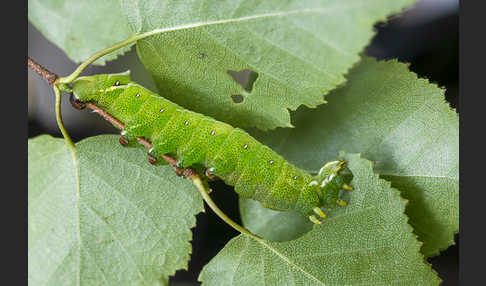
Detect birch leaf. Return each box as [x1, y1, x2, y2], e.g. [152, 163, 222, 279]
[28, 135, 203, 285]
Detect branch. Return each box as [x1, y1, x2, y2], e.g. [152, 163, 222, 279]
[28, 57, 58, 86]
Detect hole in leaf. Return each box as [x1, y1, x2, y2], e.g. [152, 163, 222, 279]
[231, 94, 244, 104]
[227, 69, 259, 92]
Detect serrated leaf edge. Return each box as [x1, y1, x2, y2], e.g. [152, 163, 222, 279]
[342, 152, 441, 284]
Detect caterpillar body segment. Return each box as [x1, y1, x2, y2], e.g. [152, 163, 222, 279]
[71, 72, 351, 224]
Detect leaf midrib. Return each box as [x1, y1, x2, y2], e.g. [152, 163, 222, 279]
[245, 236, 327, 286]
[72, 149, 82, 286]
[138, 4, 367, 37]
[243, 205, 398, 285]
[379, 174, 458, 180]
[84, 203, 148, 285]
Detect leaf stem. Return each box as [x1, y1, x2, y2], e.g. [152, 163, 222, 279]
[53, 86, 76, 152]
[58, 28, 177, 84]
[28, 57, 75, 150]
[58, 35, 138, 84]
[191, 176, 263, 241]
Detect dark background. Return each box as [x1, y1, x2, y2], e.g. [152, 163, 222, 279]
[28, 1, 459, 285]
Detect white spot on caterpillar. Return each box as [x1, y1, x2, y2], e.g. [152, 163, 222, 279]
[160, 109, 164, 113]
[210, 131, 215, 135]
[103, 85, 130, 92]
[320, 174, 335, 188]
[293, 176, 298, 180]
[136, 93, 140, 98]
[309, 180, 318, 186]
[243, 144, 248, 149]
[184, 121, 189, 125]
[114, 80, 120, 86]
[269, 160, 274, 165]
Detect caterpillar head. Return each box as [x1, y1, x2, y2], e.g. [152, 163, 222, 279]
[313, 160, 350, 209]
[71, 71, 132, 103]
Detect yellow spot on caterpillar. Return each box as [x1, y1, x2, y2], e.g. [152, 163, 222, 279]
[342, 184, 353, 191]
[309, 215, 322, 225]
[313, 207, 327, 219]
[336, 199, 347, 207]
[320, 174, 335, 188]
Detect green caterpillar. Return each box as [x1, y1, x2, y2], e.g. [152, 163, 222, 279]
[70, 71, 351, 224]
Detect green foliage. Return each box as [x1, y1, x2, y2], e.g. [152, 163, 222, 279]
[28, 1, 458, 284]
[28, 135, 203, 285]
[135, 0, 416, 130]
[242, 57, 459, 257]
[28, 0, 133, 64]
[28, 0, 416, 130]
[200, 153, 440, 286]
[240, 198, 312, 242]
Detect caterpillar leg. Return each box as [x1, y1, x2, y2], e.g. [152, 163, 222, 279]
[118, 130, 139, 148]
[147, 153, 157, 164]
[313, 207, 327, 219]
[205, 168, 217, 180]
[309, 215, 322, 225]
[173, 165, 185, 176]
[342, 183, 353, 191]
[336, 199, 348, 207]
[145, 148, 169, 166]
[118, 130, 131, 146]
[119, 132, 130, 146]
[69, 93, 86, 110]
[308, 207, 327, 224]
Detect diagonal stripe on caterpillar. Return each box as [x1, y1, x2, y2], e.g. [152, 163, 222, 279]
[71, 71, 352, 224]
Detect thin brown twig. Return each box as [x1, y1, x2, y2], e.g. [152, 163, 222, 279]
[85, 102, 197, 179]
[28, 57, 58, 86]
